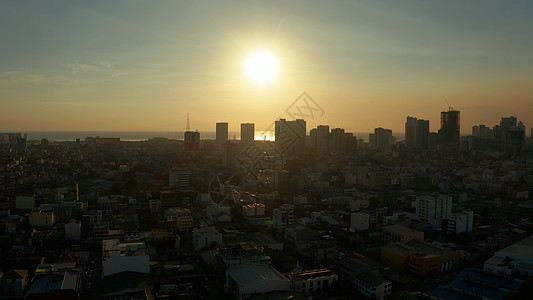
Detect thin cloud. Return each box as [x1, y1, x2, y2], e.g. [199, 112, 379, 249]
[0, 71, 80, 87]
[109, 71, 134, 78]
[61, 61, 113, 74]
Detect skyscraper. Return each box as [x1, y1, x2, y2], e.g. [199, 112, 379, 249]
[184, 131, 200, 153]
[240, 123, 255, 146]
[316, 125, 330, 155]
[330, 128, 345, 154]
[438, 109, 460, 150]
[373, 127, 394, 149]
[415, 119, 429, 150]
[275, 119, 306, 155]
[500, 116, 525, 156]
[405, 116, 417, 150]
[216, 122, 228, 144]
[472, 125, 479, 137]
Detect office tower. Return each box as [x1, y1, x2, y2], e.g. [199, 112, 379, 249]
[405, 116, 417, 150]
[374, 127, 393, 149]
[472, 126, 479, 137]
[184, 131, 200, 153]
[275, 119, 306, 155]
[216, 122, 228, 145]
[415, 119, 429, 150]
[240, 123, 255, 146]
[316, 125, 330, 155]
[416, 194, 452, 226]
[438, 109, 460, 150]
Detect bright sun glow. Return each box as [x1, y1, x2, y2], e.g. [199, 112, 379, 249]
[244, 51, 279, 84]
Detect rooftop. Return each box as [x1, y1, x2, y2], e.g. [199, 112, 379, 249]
[383, 224, 422, 235]
[227, 263, 288, 287]
[26, 270, 80, 295]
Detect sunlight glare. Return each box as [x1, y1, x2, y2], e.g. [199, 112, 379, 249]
[244, 51, 279, 85]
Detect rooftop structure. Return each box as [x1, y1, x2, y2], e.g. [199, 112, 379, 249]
[226, 263, 289, 300]
[484, 234, 533, 277]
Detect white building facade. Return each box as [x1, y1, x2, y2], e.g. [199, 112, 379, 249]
[447, 211, 473, 234]
[416, 194, 452, 226]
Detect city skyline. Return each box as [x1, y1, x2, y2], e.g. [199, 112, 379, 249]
[1, 1, 533, 133]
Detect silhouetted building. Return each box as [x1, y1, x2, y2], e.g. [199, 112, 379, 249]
[428, 132, 438, 151]
[373, 127, 394, 149]
[438, 109, 460, 150]
[184, 131, 200, 153]
[241, 123, 255, 146]
[223, 141, 239, 167]
[216, 122, 229, 145]
[275, 119, 306, 155]
[330, 128, 345, 154]
[316, 125, 330, 155]
[16, 134, 27, 151]
[415, 119, 429, 150]
[472, 125, 479, 137]
[505, 128, 525, 156]
[405, 116, 417, 150]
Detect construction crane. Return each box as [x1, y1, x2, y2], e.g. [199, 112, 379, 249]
[444, 96, 452, 111]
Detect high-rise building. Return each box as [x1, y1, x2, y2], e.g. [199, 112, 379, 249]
[438, 109, 460, 150]
[498, 117, 525, 156]
[184, 131, 200, 153]
[405, 116, 417, 150]
[222, 142, 238, 168]
[275, 119, 306, 155]
[479, 124, 491, 139]
[415, 119, 429, 150]
[330, 128, 345, 154]
[240, 123, 255, 146]
[416, 194, 452, 226]
[500, 116, 517, 129]
[472, 125, 479, 137]
[428, 132, 438, 151]
[506, 127, 525, 156]
[309, 128, 317, 150]
[316, 125, 330, 155]
[373, 127, 394, 149]
[216, 122, 228, 145]
[16, 134, 27, 151]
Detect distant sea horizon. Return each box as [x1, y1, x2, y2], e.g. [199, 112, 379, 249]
[20, 131, 406, 142]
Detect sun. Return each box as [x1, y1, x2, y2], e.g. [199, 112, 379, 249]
[244, 51, 279, 85]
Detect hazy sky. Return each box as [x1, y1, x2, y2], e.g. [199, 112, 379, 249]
[1, 0, 532, 134]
